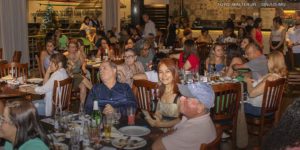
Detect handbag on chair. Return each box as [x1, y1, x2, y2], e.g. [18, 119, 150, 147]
[236, 83, 248, 148]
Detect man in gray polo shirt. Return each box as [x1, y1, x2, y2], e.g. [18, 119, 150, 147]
[233, 43, 268, 80]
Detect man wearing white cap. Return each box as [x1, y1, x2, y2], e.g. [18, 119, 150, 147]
[152, 82, 217, 150]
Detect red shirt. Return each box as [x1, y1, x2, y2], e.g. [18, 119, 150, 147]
[178, 52, 200, 71]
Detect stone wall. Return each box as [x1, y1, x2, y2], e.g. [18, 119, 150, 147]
[169, 0, 300, 25]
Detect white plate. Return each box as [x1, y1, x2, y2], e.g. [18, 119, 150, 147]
[51, 133, 66, 142]
[6, 80, 19, 85]
[119, 126, 150, 137]
[54, 142, 68, 150]
[27, 78, 43, 83]
[232, 79, 239, 82]
[112, 136, 147, 150]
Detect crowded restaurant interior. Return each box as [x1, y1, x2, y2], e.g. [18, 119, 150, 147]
[0, 0, 300, 149]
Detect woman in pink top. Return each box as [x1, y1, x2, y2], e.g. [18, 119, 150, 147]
[251, 18, 263, 51]
[170, 39, 200, 71]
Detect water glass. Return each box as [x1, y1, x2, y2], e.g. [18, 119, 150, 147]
[127, 107, 136, 125]
[114, 107, 121, 124]
[103, 115, 113, 142]
[70, 128, 80, 150]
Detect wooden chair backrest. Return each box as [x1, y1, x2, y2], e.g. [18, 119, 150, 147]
[200, 124, 223, 150]
[0, 62, 28, 78]
[196, 42, 212, 74]
[211, 83, 241, 120]
[132, 80, 159, 111]
[52, 78, 73, 117]
[287, 73, 300, 85]
[12, 51, 22, 62]
[261, 78, 286, 123]
[84, 45, 90, 56]
[35, 55, 43, 78]
[112, 59, 124, 65]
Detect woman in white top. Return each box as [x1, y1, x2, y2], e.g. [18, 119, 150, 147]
[244, 51, 287, 116]
[80, 16, 91, 36]
[269, 17, 286, 52]
[24, 53, 69, 116]
[133, 52, 168, 82]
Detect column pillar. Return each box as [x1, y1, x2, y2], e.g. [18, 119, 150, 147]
[103, 0, 120, 32]
[131, 0, 144, 26]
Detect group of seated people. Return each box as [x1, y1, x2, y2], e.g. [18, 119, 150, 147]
[2, 14, 297, 149]
[1, 37, 295, 149]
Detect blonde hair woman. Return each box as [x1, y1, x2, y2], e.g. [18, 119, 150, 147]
[244, 51, 287, 116]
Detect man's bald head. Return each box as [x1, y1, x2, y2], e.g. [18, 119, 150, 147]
[245, 43, 262, 60]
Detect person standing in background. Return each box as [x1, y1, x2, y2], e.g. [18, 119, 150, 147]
[80, 16, 91, 37]
[286, 14, 300, 69]
[143, 14, 156, 37]
[89, 15, 101, 31]
[166, 16, 177, 47]
[269, 17, 286, 52]
[251, 18, 263, 50]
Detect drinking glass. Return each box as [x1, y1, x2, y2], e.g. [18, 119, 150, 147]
[89, 126, 101, 146]
[114, 107, 121, 124]
[70, 128, 80, 150]
[103, 115, 113, 142]
[185, 71, 193, 84]
[127, 107, 136, 125]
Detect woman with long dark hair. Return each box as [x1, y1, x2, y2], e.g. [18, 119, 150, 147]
[145, 58, 181, 128]
[225, 44, 244, 77]
[170, 39, 200, 71]
[80, 16, 91, 36]
[0, 99, 52, 149]
[263, 98, 300, 150]
[269, 16, 286, 52]
[251, 18, 263, 50]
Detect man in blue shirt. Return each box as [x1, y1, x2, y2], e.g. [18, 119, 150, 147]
[85, 61, 137, 115]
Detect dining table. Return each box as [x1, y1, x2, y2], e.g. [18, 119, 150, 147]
[41, 114, 163, 150]
[0, 59, 8, 64]
[0, 83, 27, 99]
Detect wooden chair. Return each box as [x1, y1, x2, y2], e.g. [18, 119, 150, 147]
[287, 72, 300, 95]
[12, 51, 22, 62]
[52, 78, 73, 117]
[132, 80, 159, 112]
[84, 45, 90, 56]
[246, 78, 286, 145]
[0, 62, 28, 78]
[196, 42, 212, 75]
[200, 124, 223, 150]
[35, 55, 44, 78]
[211, 83, 241, 150]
